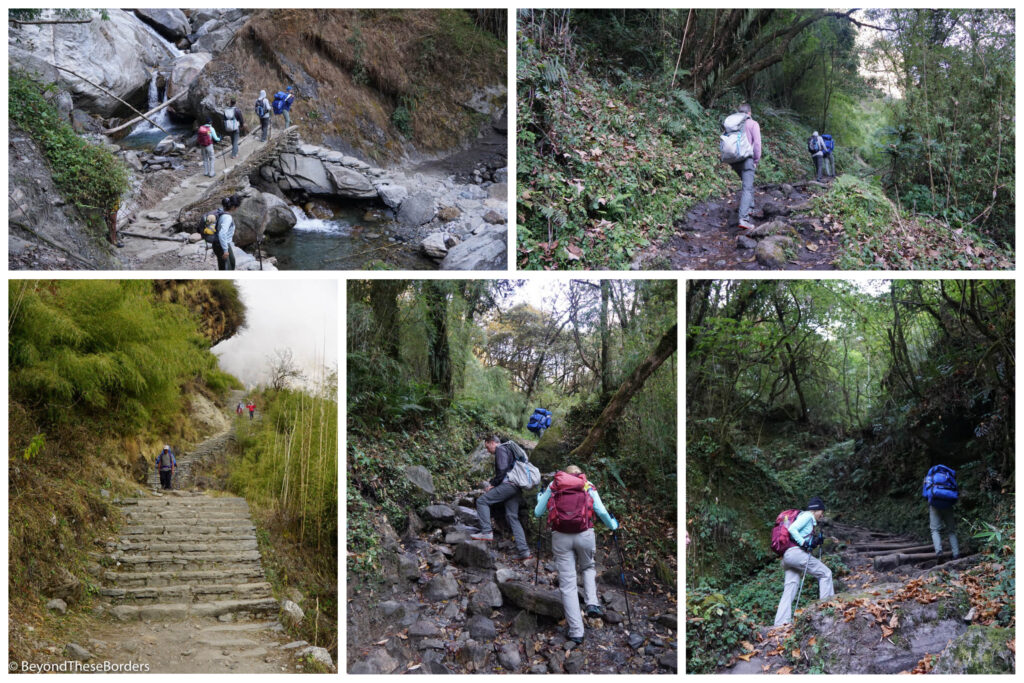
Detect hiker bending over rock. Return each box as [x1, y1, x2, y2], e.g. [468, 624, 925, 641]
[719, 102, 761, 230]
[773, 496, 833, 626]
[471, 435, 532, 560]
[534, 465, 619, 645]
[923, 464, 960, 559]
[155, 444, 176, 490]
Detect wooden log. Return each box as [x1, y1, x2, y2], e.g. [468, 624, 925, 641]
[9, 17, 93, 25]
[121, 231, 188, 242]
[50, 64, 171, 135]
[874, 551, 951, 571]
[853, 541, 930, 551]
[103, 93, 186, 135]
[857, 545, 934, 558]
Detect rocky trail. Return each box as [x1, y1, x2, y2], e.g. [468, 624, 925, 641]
[348, 489, 678, 674]
[719, 520, 1002, 675]
[59, 396, 332, 673]
[646, 180, 840, 270]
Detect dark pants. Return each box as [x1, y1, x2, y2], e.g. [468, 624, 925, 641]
[260, 117, 270, 141]
[212, 240, 235, 271]
[813, 155, 823, 181]
[230, 130, 240, 158]
[476, 482, 529, 554]
[159, 469, 173, 490]
[248, 409, 254, 420]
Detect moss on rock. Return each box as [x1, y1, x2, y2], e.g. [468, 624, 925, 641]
[932, 625, 1015, 674]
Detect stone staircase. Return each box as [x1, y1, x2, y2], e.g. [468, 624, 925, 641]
[146, 431, 233, 491]
[100, 493, 278, 622]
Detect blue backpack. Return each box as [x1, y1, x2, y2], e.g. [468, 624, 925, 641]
[822, 134, 834, 154]
[272, 91, 287, 115]
[527, 408, 552, 435]
[923, 465, 958, 508]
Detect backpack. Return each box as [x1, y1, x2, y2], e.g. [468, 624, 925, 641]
[923, 465, 958, 508]
[157, 449, 175, 470]
[224, 107, 239, 132]
[527, 408, 552, 434]
[821, 134, 834, 154]
[255, 98, 268, 118]
[197, 125, 213, 147]
[504, 442, 541, 490]
[770, 509, 803, 556]
[719, 112, 754, 165]
[200, 209, 225, 244]
[547, 471, 595, 533]
[272, 91, 287, 115]
[808, 136, 821, 154]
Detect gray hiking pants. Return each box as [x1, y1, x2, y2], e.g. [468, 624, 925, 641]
[230, 130, 240, 158]
[773, 546, 833, 626]
[260, 116, 270, 141]
[929, 505, 959, 557]
[201, 145, 215, 177]
[823, 153, 834, 177]
[730, 157, 756, 224]
[812, 154, 823, 181]
[552, 528, 598, 639]
[476, 482, 529, 555]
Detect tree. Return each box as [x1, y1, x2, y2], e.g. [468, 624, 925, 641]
[267, 347, 304, 390]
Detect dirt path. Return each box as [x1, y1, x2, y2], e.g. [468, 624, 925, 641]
[646, 180, 840, 270]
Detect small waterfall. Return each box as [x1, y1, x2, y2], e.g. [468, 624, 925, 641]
[133, 70, 172, 133]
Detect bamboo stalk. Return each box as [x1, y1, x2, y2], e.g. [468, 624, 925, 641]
[51, 63, 171, 135]
[103, 92, 186, 135]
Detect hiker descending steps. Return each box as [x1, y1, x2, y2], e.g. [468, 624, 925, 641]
[155, 445, 177, 490]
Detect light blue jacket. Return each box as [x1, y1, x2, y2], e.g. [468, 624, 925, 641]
[534, 482, 618, 530]
[217, 213, 235, 251]
[787, 510, 818, 546]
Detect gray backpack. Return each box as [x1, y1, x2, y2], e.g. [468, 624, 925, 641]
[504, 441, 541, 490]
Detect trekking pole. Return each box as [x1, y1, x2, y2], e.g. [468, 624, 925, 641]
[612, 530, 632, 626]
[793, 536, 822, 614]
[533, 515, 543, 585]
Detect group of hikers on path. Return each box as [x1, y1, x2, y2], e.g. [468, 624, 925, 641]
[719, 103, 836, 230]
[195, 85, 296, 177]
[153, 401, 258, 490]
[768, 464, 960, 627]
[469, 432, 623, 645]
[236, 399, 257, 420]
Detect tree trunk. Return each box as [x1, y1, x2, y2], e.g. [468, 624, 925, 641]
[569, 324, 677, 460]
[424, 282, 453, 403]
[600, 281, 612, 402]
[369, 280, 404, 361]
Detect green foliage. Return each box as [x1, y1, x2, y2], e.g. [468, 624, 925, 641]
[22, 433, 45, 461]
[8, 69, 129, 225]
[391, 98, 414, 137]
[685, 588, 757, 673]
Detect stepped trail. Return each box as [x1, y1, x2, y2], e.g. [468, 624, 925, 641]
[646, 179, 838, 270]
[79, 393, 319, 673]
[348, 488, 678, 674]
[720, 520, 985, 675]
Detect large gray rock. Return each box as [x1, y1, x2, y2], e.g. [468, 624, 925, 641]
[376, 184, 408, 210]
[474, 581, 503, 609]
[455, 642, 491, 672]
[298, 645, 336, 672]
[408, 620, 440, 638]
[64, 643, 93, 662]
[349, 648, 398, 674]
[453, 506, 479, 526]
[46, 599, 68, 615]
[440, 225, 507, 270]
[404, 465, 434, 495]
[397, 192, 436, 227]
[326, 165, 377, 198]
[454, 541, 494, 569]
[755, 235, 795, 269]
[466, 615, 497, 641]
[423, 574, 459, 602]
[280, 600, 304, 627]
[9, 9, 179, 117]
[192, 23, 240, 54]
[166, 52, 212, 101]
[932, 625, 1015, 674]
[498, 580, 564, 618]
[420, 505, 455, 527]
[233, 192, 297, 247]
[278, 154, 333, 195]
[135, 9, 190, 42]
[421, 232, 451, 259]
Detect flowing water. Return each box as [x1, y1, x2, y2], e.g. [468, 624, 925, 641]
[119, 16, 189, 150]
[267, 205, 435, 270]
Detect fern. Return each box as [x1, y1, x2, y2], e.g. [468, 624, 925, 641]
[671, 89, 704, 119]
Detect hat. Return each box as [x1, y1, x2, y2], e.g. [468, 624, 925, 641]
[163, 444, 170, 450]
[812, 131, 819, 137]
[807, 496, 826, 511]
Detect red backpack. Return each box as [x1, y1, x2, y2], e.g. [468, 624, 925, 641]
[197, 125, 212, 147]
[547, 471, 595, 533]
[770, 509, 802, 556]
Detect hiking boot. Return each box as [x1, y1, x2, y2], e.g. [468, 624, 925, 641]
[738, 220, 755, 230]
[585, 604, 604, 618]
[516, 551, 533, 561]
[470, 532, 493, 542]
[569, 635, 585, 645]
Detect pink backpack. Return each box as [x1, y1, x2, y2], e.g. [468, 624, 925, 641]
[770, 509, 802, 556]
[547, 471, 595, 533]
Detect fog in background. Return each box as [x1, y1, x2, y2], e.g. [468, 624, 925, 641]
[213, 280, 338, 389]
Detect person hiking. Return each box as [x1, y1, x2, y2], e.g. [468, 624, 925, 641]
[533, 465, 619, 644]
[808, 131, 827, 182]
[923, 464, 960, 559]
[155, 445, 176, 490]
[773, 496, 833, 626]
[212, 195, 239, 271]
[247, 399, 256, 420]
[223, 98, 246, 159]
[280, 86, 295, 128]
[236, 401, 243, 416]
[470, 435, 532, 560]
[197, 119, 221, 178]
[255, 90, 272, 142]
[527, 408, 552, 440]
[719, 103, 762, 230]
[821, 133, 835, 177]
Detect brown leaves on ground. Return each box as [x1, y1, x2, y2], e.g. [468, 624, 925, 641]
[906, 653, 937, 674]
[959, 562, 1013, 625]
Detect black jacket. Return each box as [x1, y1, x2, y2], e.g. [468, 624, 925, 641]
[488, 444, 514, 488]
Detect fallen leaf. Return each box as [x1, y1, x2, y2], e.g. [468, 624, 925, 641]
[737, 652, 755, 662]
[791, 648, 801, 659]
[806, 242, 819, 251]
[741, 641, 755, 652]
[807, 637, 817, 647]
[776, 666, 793, 674]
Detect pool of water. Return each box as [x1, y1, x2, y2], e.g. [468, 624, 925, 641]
[118, 122, 192, 152]
[266, 206, 436, 270]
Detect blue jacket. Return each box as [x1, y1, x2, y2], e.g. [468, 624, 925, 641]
[156, 449, 176, 471]
[534, 482, 618, 530]
[787, 510, 818, 546]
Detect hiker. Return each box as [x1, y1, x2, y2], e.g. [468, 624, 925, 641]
[197, 119, 221, 177]
[821, 133, 835, 177]
[224, 98, 246, 159]
[808, 131, 827, 182]
[773, 496, 833, 626]
[255, 90, 272, 142]
[470, 435, 532, 560]
[923, 464, 960, 559]
[247, 399, 256, 420]
[236, 401, 243, 416]
[527, 408, 552, 440]
[719, 103, 762, 230]
[533, 465, 619, 644]
[275, 86, 295, 128]
[213, 195, 239, 271]
[155, 445, 176, 490]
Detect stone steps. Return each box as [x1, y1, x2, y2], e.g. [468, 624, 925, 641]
[119, 532, 257, 544]
[112, 550, 262, 572]
[124, 523, 256, 535]
[105, 597, 279, 622]
[104, 567, 268, 588]
[101, 581, 273, 605]
[125, 510, 252, 521]
[116, 539, 259, 553]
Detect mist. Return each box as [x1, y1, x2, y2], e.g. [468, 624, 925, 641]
[212, 280, 338, 389]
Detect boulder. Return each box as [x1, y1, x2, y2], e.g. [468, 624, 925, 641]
[397, 552, 420, 581]
[657, 613, 678, 630]
[453, 541, 494, 569]
[233, 192, 297, 247]
[658, 652, 678, 671]
[453, 506, 480, 526]
[736, 235, 758, 250]
[166, 52, 212, 101]
[278, 154, 332, 195]
[298, 645, 336, 672]
[376, 184, 408, 211]
[192, 26, 238, 54]
[498, 643, 522, 671]
[423, 574, 459, 602]
[498, 580, 564, 618]
[455, 642, 491, 672]
[408, 620, 440, 638]
[511, 610, 538, 637]
[932, 625, 1016, 674]
[746, 220, 793, 238]
[440, 225, 507, 270]
[473, 581, 503, 609]
[755, 235, 795, 269]
[404, 465, 435, 495]
[46, 598, 68, 615]
[64, 643, 93, 662]
[349, 648, 398, 674]
[488, 183, 508, 201]
[420, 505, 456, 527]
[281, 600, 304, 627]
[421, 232, 451, 259]
[326, 165, 377, 198]
[135, 9, 190, 42]
[397, 192, 436, 227]
[467, 615, 497, 641]
[153, 136, 176, 155]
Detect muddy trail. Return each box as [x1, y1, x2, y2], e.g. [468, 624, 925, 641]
[647, 179, 841, 270]
[719, 520, 995, 675]
[347, 489, 677, 674]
